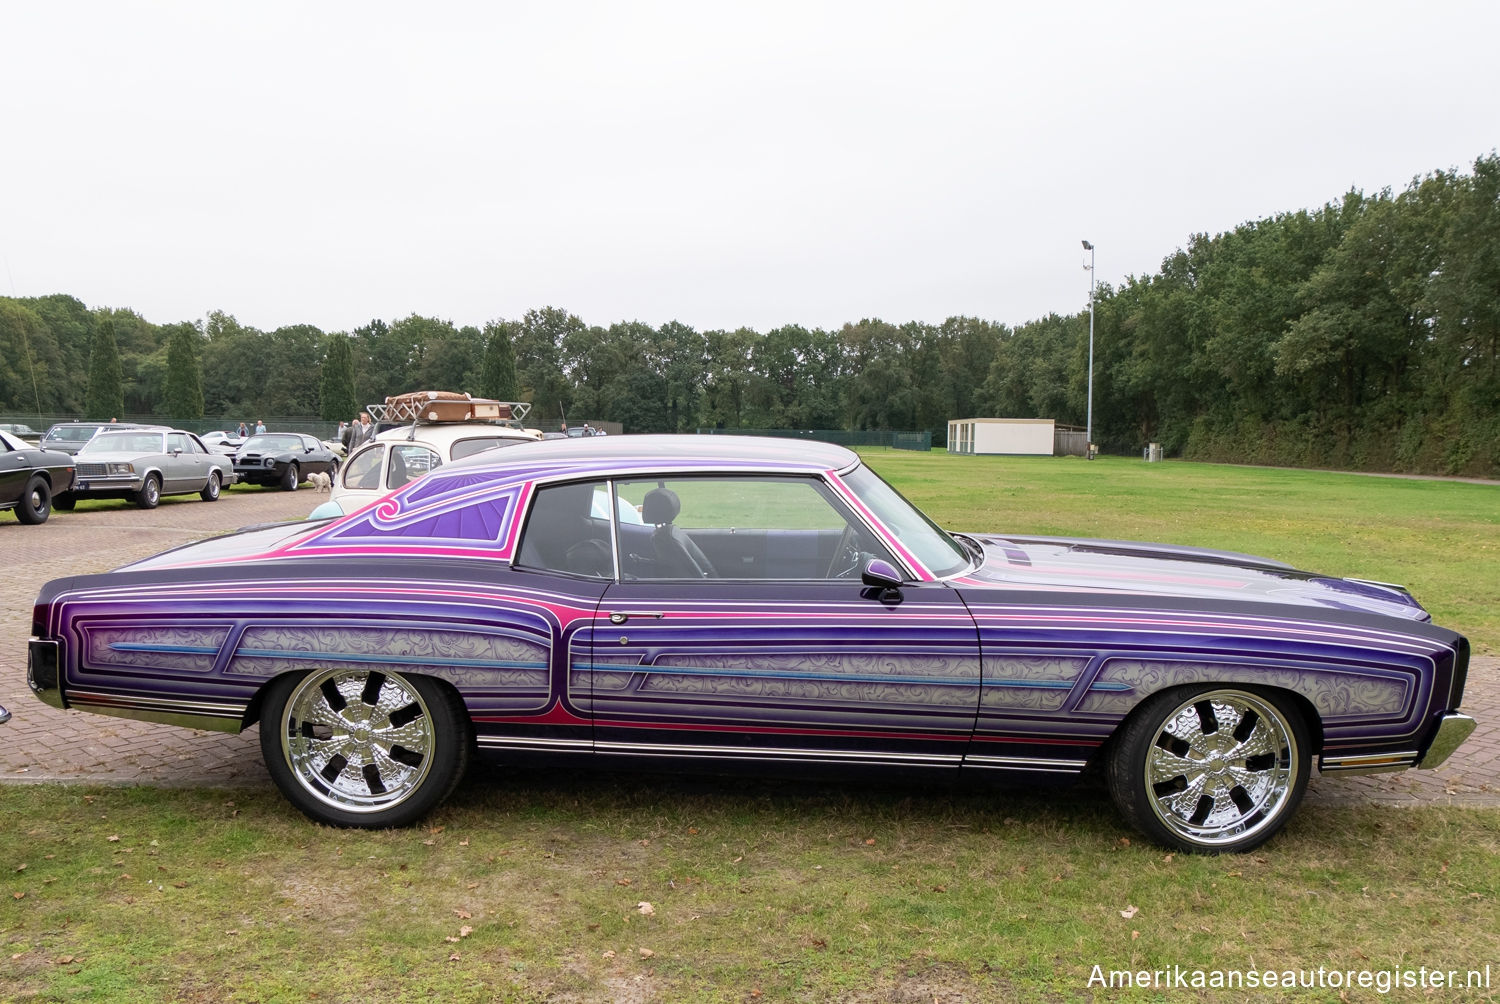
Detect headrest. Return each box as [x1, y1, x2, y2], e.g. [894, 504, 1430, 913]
[642, 487, 681, 525]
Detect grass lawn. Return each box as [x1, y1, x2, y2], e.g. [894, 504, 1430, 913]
[860, 450, 1500, 653]
[3, 779, 1497, 1003]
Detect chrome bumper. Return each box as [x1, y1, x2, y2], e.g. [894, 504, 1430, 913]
[27, 638, 64, 710]
[1417, 712, 1477, 770]
[0, 704, 10, 725]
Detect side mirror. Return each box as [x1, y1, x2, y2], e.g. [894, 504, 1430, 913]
[861, 558, 903, 589]
[172, 448, 182, 457]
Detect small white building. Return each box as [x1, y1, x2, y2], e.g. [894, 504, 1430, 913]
[947, 418, 1058, 456]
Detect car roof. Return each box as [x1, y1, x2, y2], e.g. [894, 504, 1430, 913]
[442, 434, 858, 475]
[46, 421, 163, 431]
[372, 423, 539, 448]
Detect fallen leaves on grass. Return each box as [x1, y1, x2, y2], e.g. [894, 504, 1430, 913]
[637, 901, 655, 916]
[1120, 905, 1139, 920]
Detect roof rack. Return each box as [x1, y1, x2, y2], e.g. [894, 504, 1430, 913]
[368, 391, 532, 425]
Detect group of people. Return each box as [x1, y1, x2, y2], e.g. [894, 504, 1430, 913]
[339, 412, 376, 451]
[235, 420, 266, 438]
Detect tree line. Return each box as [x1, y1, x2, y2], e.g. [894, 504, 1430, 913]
[1, 154, 1496, 475]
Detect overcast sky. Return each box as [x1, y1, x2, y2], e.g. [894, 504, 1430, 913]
[2, 1, 1496, 336]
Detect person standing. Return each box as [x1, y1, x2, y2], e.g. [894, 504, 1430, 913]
[237, 421, 248, 438]
[350, 411, 375, 448]
[255, 419, 266, 434]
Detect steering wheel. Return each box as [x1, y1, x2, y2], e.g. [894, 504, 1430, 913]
[824, 525, 863, 579]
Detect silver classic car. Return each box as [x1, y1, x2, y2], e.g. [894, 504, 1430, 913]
[54, 428, 235, 509]
[22, 436, 1476, 853]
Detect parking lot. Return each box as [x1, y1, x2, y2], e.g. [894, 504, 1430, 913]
[1, 489, 1497, 806]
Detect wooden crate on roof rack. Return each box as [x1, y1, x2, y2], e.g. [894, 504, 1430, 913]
[370, 391, 532, 424]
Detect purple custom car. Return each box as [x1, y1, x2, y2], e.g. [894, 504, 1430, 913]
[22, 437, 1476, 852]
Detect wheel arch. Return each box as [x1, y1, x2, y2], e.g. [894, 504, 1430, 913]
[241, 666, 473, 731]
[1095, 679, 1325, 767]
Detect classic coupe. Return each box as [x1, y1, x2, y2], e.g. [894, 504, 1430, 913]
[56, 429, 234, 509]
[232, 433, 338, 490]
[0, 429, 74, 525]
[22, 437, 1475, 852]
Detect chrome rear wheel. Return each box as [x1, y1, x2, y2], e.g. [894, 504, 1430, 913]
[261, 667, 470, 827]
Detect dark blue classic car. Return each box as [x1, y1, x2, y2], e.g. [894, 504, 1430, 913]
[22, 437, 1475, 852]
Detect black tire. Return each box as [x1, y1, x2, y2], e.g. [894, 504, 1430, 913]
[200, 471, 221, 502]
[259, 668, 472, 828]
[281, 462, 300, 491]
[1106, 685, 1310, 854]
[135, 475, 161, 509]
[16, 474, 52, 524]
[53, 493, 76, 511]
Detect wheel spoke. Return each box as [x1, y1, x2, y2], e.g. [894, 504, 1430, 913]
[1148, 745, 1205, 780]
[1137, 689, 1301, 849]
[278, 668, 440, 814]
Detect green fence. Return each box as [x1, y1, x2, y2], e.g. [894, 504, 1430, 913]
[695, 428, 932, 451]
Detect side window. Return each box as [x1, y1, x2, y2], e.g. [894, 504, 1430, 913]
[388, 445, 439, 489]
[168, 433, 189, 454]
[342, 445, 385, 490]
[516, 481, 614, 579]
[613, 477, 895, 580]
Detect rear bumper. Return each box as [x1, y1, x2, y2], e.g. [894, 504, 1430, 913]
[27, 638, 64, 710]
[1417, 712, 1477, 770]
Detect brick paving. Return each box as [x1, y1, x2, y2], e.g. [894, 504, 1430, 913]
[0, 490, 1495, 806]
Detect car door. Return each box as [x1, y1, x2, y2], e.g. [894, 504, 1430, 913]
[499, 479, 619, 757]
[162, 432, 198, 492]
[592, 475, 981, 778]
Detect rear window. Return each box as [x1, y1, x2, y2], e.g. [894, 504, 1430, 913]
[45, 426, 100, 443]
[450, 437, 528, 461]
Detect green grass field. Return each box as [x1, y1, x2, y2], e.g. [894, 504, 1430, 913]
[3, 781, 1497, 1003]
[4, 451, 1497, 1001]
[862, 450, 1499, 653]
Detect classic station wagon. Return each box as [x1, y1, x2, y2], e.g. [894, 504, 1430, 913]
[22, 437, 1475, 852]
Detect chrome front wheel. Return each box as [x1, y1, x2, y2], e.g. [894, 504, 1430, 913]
[260, 667, 471, 827]
[1108, 686, 1309, 853]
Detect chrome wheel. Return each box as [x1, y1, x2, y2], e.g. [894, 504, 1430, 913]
[1143, 690, 1297, 846]
[279, 668, 436, 814]
[200, 471, 221, 501]
[1108, 685, 1309, 853]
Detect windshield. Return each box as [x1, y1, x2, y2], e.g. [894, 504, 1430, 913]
[841, 464, 970, 577]
[80, 432, 166, 454]
[242, 435, 304, 452]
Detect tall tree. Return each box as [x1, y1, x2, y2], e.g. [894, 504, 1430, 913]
[163, 323, 204, 420]
[319, 333, 359, 421]
[480, 321, 519, 401]
[85, 318, 125, 420]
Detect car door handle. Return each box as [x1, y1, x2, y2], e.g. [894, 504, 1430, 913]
[607, 611, 665, 624]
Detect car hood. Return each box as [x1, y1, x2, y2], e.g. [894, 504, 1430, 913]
[953, 533, 1431, 621]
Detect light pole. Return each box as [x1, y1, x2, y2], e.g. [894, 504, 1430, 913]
[1081, 240, 1095, 457]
